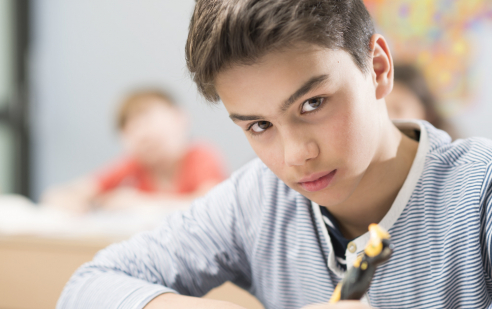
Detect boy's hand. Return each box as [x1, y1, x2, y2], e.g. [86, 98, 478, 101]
[41, 178, 98, 214]
[144, 293, 247, 309]
[97, 187, 144, 210]
[302, 301, 375, 309]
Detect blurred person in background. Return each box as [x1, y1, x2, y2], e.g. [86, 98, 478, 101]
[385, 64, 458, 139]
[41, 89, 227, 213]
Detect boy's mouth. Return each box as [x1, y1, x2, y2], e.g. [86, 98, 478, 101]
[298, 170, 337, 192]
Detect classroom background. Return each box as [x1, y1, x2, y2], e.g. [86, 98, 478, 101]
[0, 1, 491, 309]
[1, 1, 492, 200]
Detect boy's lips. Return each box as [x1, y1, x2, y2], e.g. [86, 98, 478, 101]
[298, 170, 337, 192]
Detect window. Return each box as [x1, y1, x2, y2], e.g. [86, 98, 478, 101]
[0, 0, 30, 196]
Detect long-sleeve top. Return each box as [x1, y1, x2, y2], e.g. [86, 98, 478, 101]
[58, 121, 492, 309]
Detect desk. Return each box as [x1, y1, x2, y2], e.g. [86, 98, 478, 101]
[0, 234, 264, 309]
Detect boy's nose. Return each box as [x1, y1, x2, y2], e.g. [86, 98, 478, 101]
[283, 134, 319, 167]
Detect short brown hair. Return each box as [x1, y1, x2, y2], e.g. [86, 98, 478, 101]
[116, 89, 176, 130]
[186, 0, 375, 102]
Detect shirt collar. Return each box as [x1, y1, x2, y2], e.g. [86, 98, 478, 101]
[312, 119, 430, 275]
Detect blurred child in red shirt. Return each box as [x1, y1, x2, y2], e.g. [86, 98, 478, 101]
[42, 89, 226, 213]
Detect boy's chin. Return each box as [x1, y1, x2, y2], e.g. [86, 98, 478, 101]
[305, 194, 341, 208]
[300, 187, 352, 209]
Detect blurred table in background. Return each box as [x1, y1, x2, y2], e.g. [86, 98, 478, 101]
[0, 234, 114, 309]
[0, 195, 264, 309]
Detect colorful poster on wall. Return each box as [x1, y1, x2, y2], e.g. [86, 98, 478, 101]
[364, 0, 492, 117]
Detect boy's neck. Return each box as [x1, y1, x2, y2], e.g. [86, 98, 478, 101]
[324, 121, 419, 240]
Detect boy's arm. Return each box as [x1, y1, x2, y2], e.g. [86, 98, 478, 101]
[144, 295, 374, 309]
[143, 293, 247, 308]
[479, 162, 492, 306]
[96, 180, 220, 211]
[57, 179, 253, 309]
[40, 176, 99, 213]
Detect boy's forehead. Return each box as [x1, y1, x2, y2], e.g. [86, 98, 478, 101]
[215, 46, 352, 110]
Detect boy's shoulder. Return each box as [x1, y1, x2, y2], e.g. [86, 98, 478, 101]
[229, 157, 273, 187]
[228, 157, 300, 202]
[232, 157, 270, 175]
[425, 122, 492, 168]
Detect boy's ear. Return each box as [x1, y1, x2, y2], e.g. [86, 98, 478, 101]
[369, 34, 393, 100]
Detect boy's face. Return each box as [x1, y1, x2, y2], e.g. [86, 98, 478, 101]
[121, 100, 188, 167]
[216, 46, 389, 208]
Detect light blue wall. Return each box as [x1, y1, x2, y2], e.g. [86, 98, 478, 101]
[29, 1, 492, 200]
[30, 1, 257, 200]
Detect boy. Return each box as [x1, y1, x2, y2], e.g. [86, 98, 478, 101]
[58, 0, 492, 308]
[42, 89, 225, 212]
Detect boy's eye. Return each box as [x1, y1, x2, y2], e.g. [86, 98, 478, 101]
[301, 97, 324, 113]
[250, 121, 272, 133]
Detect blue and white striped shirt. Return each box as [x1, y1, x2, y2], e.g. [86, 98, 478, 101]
[58, 120, 492, 309]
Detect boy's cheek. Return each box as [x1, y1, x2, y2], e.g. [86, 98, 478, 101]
[251, 144, 283, 172]
[248, 141, 294, 182]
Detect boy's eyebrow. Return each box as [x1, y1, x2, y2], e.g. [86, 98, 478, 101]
[229, 113, 263, 122]
[229, 74, 329, 123]
[280, 74, 329, 112]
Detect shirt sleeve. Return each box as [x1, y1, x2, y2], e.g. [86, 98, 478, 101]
[481, 162, 492, 279]
[57, 176, 253, 309]
[178, 144, 227, 193]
